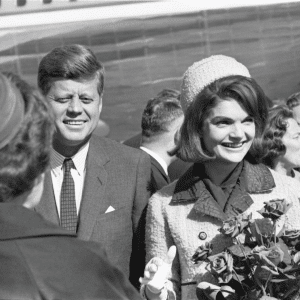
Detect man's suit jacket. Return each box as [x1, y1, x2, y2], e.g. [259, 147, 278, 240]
[35, 135, 151, 283]
[123, 133, 192, 182]
[0, 203, 141, 300]
[149, 156, 170, 194]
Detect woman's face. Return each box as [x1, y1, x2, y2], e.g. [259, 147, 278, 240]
[280, 118, 300, 170]
[202, 98, 255, 166]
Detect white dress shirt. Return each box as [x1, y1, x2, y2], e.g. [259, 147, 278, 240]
[140, 146, 168, 175]
[50, 143, 89, 217]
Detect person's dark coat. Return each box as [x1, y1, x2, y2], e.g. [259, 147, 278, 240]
[149, 156, 170, 194]
[123, 133, 192, 182]
[0, 203, 142, 300]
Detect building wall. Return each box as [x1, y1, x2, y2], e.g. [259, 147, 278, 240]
[1, 2, 300, 141]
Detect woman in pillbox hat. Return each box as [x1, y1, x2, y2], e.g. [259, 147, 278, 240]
[139, 55, 300, 300]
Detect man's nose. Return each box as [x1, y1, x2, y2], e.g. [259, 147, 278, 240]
[68, 96, 83, 113]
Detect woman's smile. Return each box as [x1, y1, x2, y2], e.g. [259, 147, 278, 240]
[202, 98, 255, 166]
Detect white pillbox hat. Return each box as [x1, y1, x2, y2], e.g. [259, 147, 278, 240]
[180, 55, 251, 112]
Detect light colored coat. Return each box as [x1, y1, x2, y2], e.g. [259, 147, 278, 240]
[145, 163, 300, 300]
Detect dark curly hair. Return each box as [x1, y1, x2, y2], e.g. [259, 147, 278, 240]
[261, 105, 293, 168]
[0, 72, 54, 202]
[177, 75, 270, 163]
[286, 91, 300, 109]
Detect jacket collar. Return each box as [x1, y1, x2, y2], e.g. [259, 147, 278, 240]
[0, 203, 75, 240]
[171, 160, 275, 221]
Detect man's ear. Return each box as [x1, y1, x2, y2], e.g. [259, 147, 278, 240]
[98, 96, 103, 114]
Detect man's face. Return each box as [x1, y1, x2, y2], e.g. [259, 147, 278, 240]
[46, 76, 102, 150]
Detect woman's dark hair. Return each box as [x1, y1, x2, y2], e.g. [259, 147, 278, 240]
[260, 105, 293, 168]
[176, 75, 270, 163]
[0, 72, 54, 202]
[286, 91, 300, 109]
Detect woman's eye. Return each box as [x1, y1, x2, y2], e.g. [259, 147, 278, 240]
[216, 120, 230, 126]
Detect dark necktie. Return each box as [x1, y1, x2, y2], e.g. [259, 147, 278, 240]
[60, 158, 77, 232]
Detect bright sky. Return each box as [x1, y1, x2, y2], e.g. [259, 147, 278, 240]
[0, 0, 299, 29]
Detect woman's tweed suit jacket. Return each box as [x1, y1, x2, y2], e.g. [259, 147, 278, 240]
[145, 162, 300, 300]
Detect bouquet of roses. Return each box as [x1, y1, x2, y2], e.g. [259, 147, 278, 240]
[194, 199, 300, 300]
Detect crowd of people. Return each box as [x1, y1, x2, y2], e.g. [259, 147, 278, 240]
[1, 44, 300, 300]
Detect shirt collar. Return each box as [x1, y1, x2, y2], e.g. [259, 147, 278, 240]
[50, 142, 90, 177]
[140, 146, 168, 175]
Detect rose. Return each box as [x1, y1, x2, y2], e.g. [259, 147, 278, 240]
[257, 199, 292, 221]
[249, 218, 275, 246]
[281, 229, 300, 246]
[219, 213, 251, 238]
[196, 282, 235, 300]
[192, 242, 213, 264]
[251, 245, 284, 279]
[206, 252, 233, 284]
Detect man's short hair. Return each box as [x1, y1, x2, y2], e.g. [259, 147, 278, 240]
[38, 44, 104, 96]
[286, 91, 300, 109]
[141, 89, 183, 141]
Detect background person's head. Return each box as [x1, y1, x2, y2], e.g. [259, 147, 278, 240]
[177, 55, 270, 165]
[0, 72, 53, 207]
[286, 91, 300, 125]
[141, 89, 184, 163]
[261, 105, 300, 176]
[38, 44, 105, 156]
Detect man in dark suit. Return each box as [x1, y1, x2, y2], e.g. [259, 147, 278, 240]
[35, 44, 151, 286]
[134, 90, 184, 194]
[123, 89, 191, 192]
[0, 72, 141, 300]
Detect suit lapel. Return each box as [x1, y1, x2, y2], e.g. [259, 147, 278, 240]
[150, 156, 170, 183]
[35, 170, 60, 225]
[77, 136, 110, 241]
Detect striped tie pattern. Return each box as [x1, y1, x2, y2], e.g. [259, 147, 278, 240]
[60, 158, 77, 232]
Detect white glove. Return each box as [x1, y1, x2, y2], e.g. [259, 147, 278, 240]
[140, 246, 176, 294]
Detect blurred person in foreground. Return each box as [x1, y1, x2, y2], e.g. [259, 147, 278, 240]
[0, 72, 141, 300]
[138, 55, 300, 300]
[123, 89, 191, 183]
[287, 91, 300, 124]
[140, 91, 184, 194]
[261, 105, 300, 180]
[36, 44, 151, 286]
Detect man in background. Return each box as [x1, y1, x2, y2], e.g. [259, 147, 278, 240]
[35, 44, 151, 286]
[140, 91, 184, 193]
[124, 89, 190, 192]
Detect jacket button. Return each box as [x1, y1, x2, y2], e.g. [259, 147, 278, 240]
[198, 231, 207, 240]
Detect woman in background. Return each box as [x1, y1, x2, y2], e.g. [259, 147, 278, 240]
[261, 105, 300, 180]
[139, 55, 300, 300]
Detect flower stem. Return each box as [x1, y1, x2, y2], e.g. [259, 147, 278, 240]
[264, 271, 272, 292]
[273, 220, 277, 246]
[235, 237, 255, 280]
